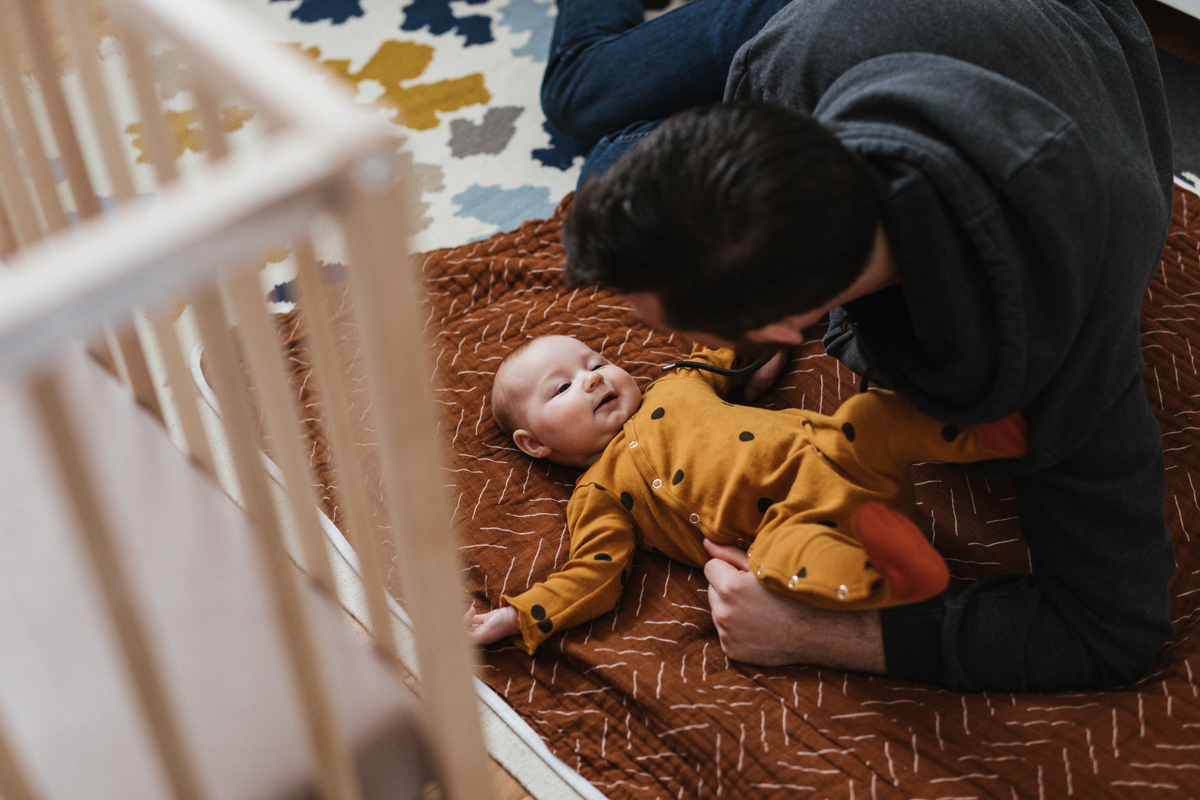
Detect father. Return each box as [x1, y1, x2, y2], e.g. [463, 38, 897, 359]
[544, 0, 1178, 692]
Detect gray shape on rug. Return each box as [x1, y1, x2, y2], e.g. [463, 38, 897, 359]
[449, 107, 525, 157]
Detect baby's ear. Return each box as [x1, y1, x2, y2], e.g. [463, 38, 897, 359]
[513, 430, 551, 459]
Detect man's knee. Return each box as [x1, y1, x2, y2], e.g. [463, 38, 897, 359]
[944, 579, 1173, 692]
[1020, 604, 1172, 692]
[1087, 613, 1174, 688]
[540, 72, 605, 150]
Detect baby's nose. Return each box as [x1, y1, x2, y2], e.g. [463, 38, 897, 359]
[583, 370, 603, 390]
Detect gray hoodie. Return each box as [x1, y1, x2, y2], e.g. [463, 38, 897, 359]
[726, 0, 1176, 691]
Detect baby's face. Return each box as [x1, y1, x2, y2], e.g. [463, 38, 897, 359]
[508, 336, 642, 468]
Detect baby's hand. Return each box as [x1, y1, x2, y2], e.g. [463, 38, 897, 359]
[467, 605, 521, 646]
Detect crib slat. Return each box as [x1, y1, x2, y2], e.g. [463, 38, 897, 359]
[0, 0, 69, 234]
[148, 309, 216, 476]
[191, 81, 230, 162]
[289, 238, 399, 663]
[0, 714, 44, 800]
[227, 265, 336, 592]
[337, 160, 489, 800]
[106, 316, 165, 420]
[0, 204, 15, 258]
[12, 0, 102, 222]
[55, 0, 188, 428]
[30, 369, 209, 800]
[119, 22, 179, 186]
[53, 0, 140, 204]
[192, 287, 363, 800]
[0, 107, 44, 248]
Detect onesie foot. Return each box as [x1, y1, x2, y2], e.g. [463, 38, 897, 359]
[851, 503, 949, 602]
[976, 411, 1029, 458]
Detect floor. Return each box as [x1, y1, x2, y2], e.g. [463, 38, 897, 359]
[1137, 0, 1200, 63]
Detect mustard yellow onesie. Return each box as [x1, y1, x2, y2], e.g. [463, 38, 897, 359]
[502, 347, 1021, 655]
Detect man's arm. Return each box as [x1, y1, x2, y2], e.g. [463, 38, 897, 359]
[702, 540, 886, 673]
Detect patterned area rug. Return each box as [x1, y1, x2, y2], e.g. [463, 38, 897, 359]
[273, 185, 1200, 800]
[223, 0, 588, 254]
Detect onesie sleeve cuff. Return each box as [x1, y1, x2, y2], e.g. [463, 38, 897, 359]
[501, 594, 551, 655]
[880, 597, 945, 686]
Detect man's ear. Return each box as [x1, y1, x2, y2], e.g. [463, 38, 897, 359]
[513, 429, 552, 459]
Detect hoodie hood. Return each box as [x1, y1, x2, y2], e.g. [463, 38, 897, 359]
[726, 0, 1173, 463]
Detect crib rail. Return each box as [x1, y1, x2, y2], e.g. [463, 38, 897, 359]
[0, 1, 489, 799]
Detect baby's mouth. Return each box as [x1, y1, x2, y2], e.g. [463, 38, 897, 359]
[596, 392, 617, 411]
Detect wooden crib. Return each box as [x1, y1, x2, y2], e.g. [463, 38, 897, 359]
[0, 0, 490, 797]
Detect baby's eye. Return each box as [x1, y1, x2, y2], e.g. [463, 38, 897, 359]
[555, 382, 570, 395]
[591, 363, 604, 371]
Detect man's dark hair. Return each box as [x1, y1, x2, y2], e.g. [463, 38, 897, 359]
[563, 101, 879, 340]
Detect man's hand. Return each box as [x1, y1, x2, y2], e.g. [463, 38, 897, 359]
[702, 539, 887, 673]
[467, 605, 520, 646]
[743, 347, 790, 402]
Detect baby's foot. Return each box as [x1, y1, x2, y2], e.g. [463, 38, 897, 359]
[976, 411, 1029, 458]
[851, 502, 949, 602]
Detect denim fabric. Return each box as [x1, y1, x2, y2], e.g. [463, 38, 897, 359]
[541, 0, 794, 181]
[576, 121, 660, 190]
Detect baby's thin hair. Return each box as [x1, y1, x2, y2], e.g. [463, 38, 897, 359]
[491, 338, 539, 435]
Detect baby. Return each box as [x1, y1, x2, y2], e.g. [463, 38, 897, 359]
[471, 335, 1027, 654]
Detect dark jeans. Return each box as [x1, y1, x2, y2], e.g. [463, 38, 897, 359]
[540, 0, 795, 187]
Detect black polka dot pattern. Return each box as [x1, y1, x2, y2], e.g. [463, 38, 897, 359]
[739, 431, 755, 442]
[864, 560, 873, 570]
[796, 567, 807, 578]
[757, 498, 773, 513]
[531, 605, 546, 620]
[818, 520, 837, 528]
[673, 469, 685, 485]
[651, 407, 665, 420]
[537, 620, 553, 633]
[593, 482, 607, 491]
[595, 553, 612, 561]
[621, 492, 634, 510]
[842, 422, 856, 441]
[941, 424, 960, 441]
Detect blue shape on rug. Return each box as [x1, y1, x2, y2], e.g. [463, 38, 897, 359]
[267, 262, 347, 304]
[532, 120, 586, 170]
[453, 184, 557, 234]
[501, 0, 556, 62]
[270, 0, 363, 24]
[401, 0, 493, 45]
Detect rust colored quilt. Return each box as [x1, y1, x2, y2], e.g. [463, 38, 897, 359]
[279, 188, 1200, 799]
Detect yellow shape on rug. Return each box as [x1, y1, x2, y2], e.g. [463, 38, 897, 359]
[307, 40, 490, 130]
[125, 106, 254, 163]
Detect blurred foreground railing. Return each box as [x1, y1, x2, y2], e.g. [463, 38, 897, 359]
[0, 0, 489, 798]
